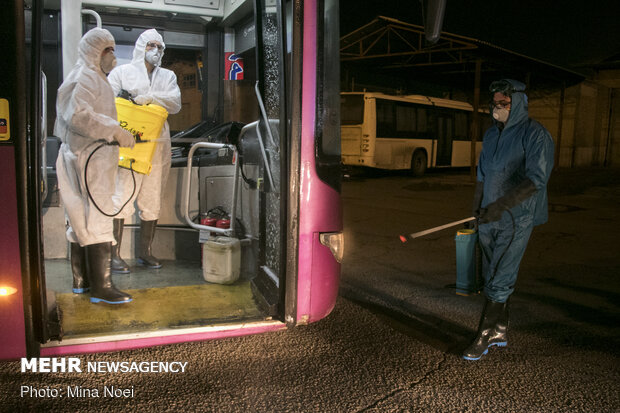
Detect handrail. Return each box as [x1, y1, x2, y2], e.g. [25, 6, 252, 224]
[81, 9, 102, 28]
[181, 142, 239, 236]
[254, 81, 278, 148]
[238, 120, 275, 191]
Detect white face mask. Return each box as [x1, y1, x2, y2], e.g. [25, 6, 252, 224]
[100, 52, 117, 74]
[492, 107, 510, 123]
[145, 49, 162, 66]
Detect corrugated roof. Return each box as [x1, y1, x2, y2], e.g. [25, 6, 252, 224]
[341, 16, 584, 87]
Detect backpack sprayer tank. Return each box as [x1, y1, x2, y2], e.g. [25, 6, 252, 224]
[115, 97, 168, 175]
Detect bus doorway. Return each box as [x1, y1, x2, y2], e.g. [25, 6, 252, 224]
[2, 0, 342, 359]
[37, 0, 286, 347]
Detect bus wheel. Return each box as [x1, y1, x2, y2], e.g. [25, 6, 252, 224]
[410, 150, 427, 177]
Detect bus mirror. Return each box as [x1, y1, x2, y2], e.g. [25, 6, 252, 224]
[425, 0, 446, 44]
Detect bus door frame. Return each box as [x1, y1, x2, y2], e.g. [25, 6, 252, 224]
[250, 0, 290, 320]
[1, 0, 53, 358]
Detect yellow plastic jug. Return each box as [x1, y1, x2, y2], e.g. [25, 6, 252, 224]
[115, 97, 168, 175]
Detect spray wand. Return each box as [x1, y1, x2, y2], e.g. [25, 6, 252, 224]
[399, 217, 476, 243]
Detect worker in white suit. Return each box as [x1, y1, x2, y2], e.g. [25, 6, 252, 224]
[54, 27, 135, 304]
[108, 29, 181, 272]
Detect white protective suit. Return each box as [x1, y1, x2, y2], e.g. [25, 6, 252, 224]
[54, 28, 129, 246]
[108, 29, 182, 221]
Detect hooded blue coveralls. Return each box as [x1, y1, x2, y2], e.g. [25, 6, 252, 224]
[477, 80, 554, 303]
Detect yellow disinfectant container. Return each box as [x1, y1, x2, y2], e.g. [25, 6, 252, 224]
[115, 97, 168, 175]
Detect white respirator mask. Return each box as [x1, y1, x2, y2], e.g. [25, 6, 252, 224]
[145, 49, 162, 66]
[492, 107, 510, 123]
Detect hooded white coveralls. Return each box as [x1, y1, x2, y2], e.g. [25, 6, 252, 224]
[54, 28, 125, 246]
[108, 29, 182, 221]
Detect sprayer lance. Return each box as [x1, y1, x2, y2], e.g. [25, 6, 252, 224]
[106, 138, 168, 146]
[400, 217, 475, 242]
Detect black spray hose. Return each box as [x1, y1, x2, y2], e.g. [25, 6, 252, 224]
[84, 141, 137, 218]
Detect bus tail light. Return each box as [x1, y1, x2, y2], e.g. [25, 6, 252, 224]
[0, 286, 18, 297]
[319, 232, 344, 263]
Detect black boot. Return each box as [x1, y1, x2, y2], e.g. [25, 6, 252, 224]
[85, 242, 132, 304]
[71, 242, 89, 294]
[462, 298, 509, 360]
[111, 218, 130, 274]
[138, 219, 162, 269]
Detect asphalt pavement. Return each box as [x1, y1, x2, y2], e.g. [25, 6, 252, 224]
[1, 167, 618, 412]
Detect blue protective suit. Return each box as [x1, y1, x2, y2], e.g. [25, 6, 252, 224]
[477, 79, 554, 302]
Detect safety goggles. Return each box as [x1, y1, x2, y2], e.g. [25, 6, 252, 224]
[146, 42, 164, 51]
[489, 80, 515, 95]
[490, 99, 511, 109]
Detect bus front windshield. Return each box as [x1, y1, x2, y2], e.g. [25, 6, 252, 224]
[340, 94, 364, 125]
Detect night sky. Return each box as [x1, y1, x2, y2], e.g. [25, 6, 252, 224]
[340, 0, 620, 69]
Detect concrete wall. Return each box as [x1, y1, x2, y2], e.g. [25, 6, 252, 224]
[529, 76, 619, 168]
[529, 86, 576, 168]
[607, 88, 620, 166]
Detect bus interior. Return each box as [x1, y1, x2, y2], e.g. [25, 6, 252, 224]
[32, 0, 289, 346]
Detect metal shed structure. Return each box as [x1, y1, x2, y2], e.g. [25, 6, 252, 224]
[340, 16, 598, 172]
[341, 16, 584, 89]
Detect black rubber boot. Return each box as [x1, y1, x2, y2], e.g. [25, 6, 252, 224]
[137, 219, 162, 269]
[111, 218, 130, 274]
[462, 298, 509, 360]
[71, 242, 89, 294]
[85, 242, 132, 304]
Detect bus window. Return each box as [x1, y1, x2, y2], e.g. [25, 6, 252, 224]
[315, 0, 341, 190]
[436, 111, 454, 166]
[455, 112, 469, 140]
[252, 0, 286, 315]
[376, 99, 395, 136]
[340, 94, 364, 125]
[417, 106, 428, 135]
[396, 103, 416, 135]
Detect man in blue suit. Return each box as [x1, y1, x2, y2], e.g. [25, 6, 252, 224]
[463, 79, 554, 360]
